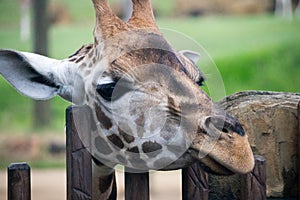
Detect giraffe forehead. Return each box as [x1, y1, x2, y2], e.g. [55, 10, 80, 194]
[111, 48, 183, 72]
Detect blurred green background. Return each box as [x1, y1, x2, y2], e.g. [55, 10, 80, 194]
[0, 0, 299, 168]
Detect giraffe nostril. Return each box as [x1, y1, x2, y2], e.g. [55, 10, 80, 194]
[204, 115, 245, 136]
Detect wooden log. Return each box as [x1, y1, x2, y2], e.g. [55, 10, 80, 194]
[218, 91, 300, 197]
[66, 106, 92, 200]
[241, 155, 266, 200]
[298, 101, 300, 199]
[125, 170, 149, 200]
[182, 162, 209, 200]
[7, 162, 31, 200]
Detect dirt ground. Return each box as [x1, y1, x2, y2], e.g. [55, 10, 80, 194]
[0, 169, 181, 200]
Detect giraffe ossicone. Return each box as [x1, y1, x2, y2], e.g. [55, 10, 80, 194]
[0, 0, 254, 176]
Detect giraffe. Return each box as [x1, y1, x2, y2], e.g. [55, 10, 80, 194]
[0, 0, 254, 199]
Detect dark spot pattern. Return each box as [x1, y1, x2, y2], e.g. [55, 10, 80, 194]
[94, 103, 113, 130]
[135, 114, 145, 137]
[107, 134, 124, 149]
[142, 141, 163, 157]
[129, 158, 148, 169]
[119, 127, 135, 143]
[75, 56, 85, 63]
[127, 146, 139, 153]
[95, 136, 113, 155]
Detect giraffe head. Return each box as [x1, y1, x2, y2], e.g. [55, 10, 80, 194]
[0, 0, 254, 175]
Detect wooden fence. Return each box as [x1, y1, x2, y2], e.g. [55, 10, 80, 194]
[7, 106, 267, 200]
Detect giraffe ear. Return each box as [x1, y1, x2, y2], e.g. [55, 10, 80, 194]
[180, 50, 201, 64]
[0, 50, 78, 102]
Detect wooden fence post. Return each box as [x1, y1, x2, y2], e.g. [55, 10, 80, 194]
[8, 163, 31, 200]
[241, 155, 267, 200]
[125, 170, 150, 200]
[66, 106, 92, 200]
[182, 162, 209, 200]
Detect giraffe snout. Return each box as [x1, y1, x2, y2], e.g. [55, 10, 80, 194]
[203, 113, 245, 137]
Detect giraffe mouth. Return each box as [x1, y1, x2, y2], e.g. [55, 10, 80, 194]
[189, 115, 254, 175]
[188, 148, 234, 175]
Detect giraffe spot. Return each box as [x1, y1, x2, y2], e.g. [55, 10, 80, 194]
[99, 173, 115, 193]
[94, 103, 113, 130]
[95, 136, 113, 155]
[95, 38, 99, 45]
[135, 114, 145, 138]
[69, 57, 77, 62]
[92, 57, 96, 64]
[75, 56, 85, 63]
[126, 146, 139, 154]
[168, 96, 176, 108]
[88, 51, 93, 58]
[142, 141, 163, 158]
[126, 146, 149, 169]
[153, 157, 174, 169]
[80, 63, 87, 68]
[107, 134, 124, 149]
[129, 158, 148, 170]
[116, 155, 128, 165]
[119, 127, 135, 143]
[167, 145, 185, 156]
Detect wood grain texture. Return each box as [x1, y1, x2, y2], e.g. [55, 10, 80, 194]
[241, 155, 266, 200]
[182, 162, 209, 200]
[125, 170, 149, 200]
[8, 163, 31, 200]
[66, 106, 92, 200]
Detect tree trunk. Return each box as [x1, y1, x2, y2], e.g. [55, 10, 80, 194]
[275, 0, 293, 19]
[20, 0, 31, 42]
[295, 0, 300, 18]
[32, 0, 51, 128]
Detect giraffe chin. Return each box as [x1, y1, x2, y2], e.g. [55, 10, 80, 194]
[189, 149, 234, 176]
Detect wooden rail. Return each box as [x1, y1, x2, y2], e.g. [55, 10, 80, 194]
[7, 106, 268, 200]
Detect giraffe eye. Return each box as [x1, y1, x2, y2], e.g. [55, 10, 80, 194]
[96, 82, 116, 101]
[96, 81, 131, 101]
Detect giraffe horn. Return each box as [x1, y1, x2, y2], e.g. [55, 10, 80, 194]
[92, 0, 128, 42]
[128, 0, 159, 31]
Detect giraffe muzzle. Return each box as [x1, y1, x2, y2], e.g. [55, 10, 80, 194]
[203, 113, 245, 138]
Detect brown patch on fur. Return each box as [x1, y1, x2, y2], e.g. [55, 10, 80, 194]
[94, 103, 113, 130]
[107, 134, 124, 149]
[80, 63, 87, 68]
[127, 146, 139, 154]
[75, 56, 85, 63]
[119, 127, 135, 143]
[135, 114, 145, 138]
[95, 136, 113, 155]
[142, 141, 163, 157]
[68, 44, 93, 60]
